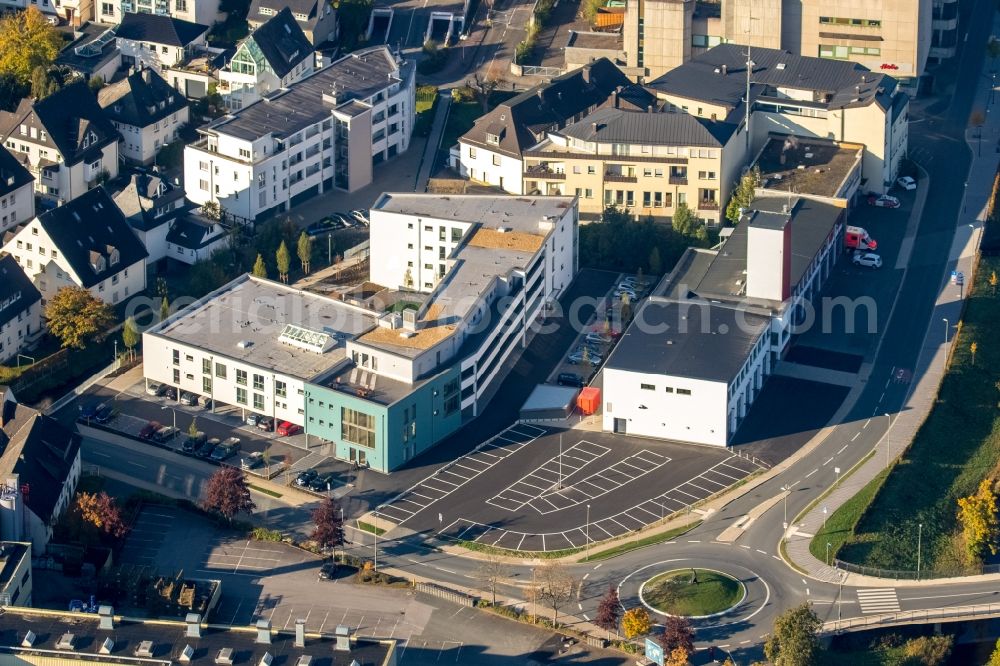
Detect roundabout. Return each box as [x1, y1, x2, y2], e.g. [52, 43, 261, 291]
[639, 568, 747, 619]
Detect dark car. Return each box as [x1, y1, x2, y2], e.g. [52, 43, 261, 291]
[210, 437, 241, 461]
[153, 426, 178, 443]
[241, 451, 264, 470]
[196, 437, 220, 458]
[164, 387, 178, 400]
[295, 469, 318, 487]
[318, 562, 337, 580]
[180, 391, 199, 407]
[308, 474, 333, 492]
[93, 404, 118, 424]
[181, 433, 205, 454]
[139, 421, 162, 439]
[556, 372, 584, 388]
[306, 218, 340, 237]
[257, 416, 275, 432]
[78, 402, 100, 421]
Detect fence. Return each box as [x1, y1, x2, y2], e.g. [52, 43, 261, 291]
[414, 582, 476, 607]
[833, 558, 1000, 580]
[822, 602, 1000, 634]
[520, 64, 563, 77]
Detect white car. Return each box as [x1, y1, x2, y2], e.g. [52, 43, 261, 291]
[869, 194, 901, 209]
[614, 287, 637, 299]
[852, 252, 882, 269]
[896, 176, 917, 191]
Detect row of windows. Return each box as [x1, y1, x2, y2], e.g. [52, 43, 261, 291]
[819, 16, 881, 28]
[819, 45, 882, 59]
[639, 383, 692, 395]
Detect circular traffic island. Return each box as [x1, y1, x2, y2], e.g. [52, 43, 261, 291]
[639, 568, 746, 619]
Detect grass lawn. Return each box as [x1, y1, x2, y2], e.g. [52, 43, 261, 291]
[357, 521, 386, 536]
[836, 255, 1000, 575]
[809, 465, 889, 564]
[641, 569, 743, 616]
[439, 91, 517, 155]
[457, 539, 582, 559]
[585, 521, 701, 562]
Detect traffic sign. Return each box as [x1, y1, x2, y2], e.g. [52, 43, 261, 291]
[644, 638, 664, 666]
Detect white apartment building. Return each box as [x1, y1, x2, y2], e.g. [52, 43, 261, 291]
[0, 148, 35, 237]
[185, 46, 414, 222]
[98, 68, 190, 165]
[219, 8, 315, 111]
[603, 195, 844, 445]
[112, 172, 186, 265]
[0, 256, 42, 365]
[0, 82, 119, 205]
[96, 0, 220, 29]
[1, 187, 148, 306]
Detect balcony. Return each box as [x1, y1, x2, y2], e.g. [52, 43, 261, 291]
[523, 164, 565, 180]
[698, 200, 720, 211]
[605, 172, 637, 183]
[669, 175, 688, 185]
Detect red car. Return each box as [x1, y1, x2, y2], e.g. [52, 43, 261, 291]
[139, 421, 162, 439]
[276, 421, 302, 437]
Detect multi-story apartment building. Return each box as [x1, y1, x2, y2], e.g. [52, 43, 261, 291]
[96, 0, 220, 29]
[520, 104, 748, 225]
[184, 46, 414, 222]
[143, 194, 577, 472]
[624, 0, 943, 84]
[98, 68, 190, 165]
[218, 8, 315, 111]
[248, 0, 337, 46]
[0, 256, 42, 365]
[0, 147, 35, 237]
[1, 187, 147, 306]
[649, 44, 909, 194]
[0, 82, 119, 205]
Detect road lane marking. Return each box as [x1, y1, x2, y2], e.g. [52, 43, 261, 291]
[805, 469, 818, 478]
[851, 432, 860, 441]
[837, 445, 848, 454]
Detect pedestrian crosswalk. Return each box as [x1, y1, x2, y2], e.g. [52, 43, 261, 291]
[856, 588, 900, 614]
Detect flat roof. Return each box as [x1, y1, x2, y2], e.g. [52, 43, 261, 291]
[0, 608, 394, 666]
[320, 362, 425, 405]
[372, 193, 574, 235]
[605, 299, 770, 383]
[151, 275, 376, 380]
[651, 248, 716, 300]
[754, 135, 863, 198]
[0, 542, 28, 590]
[565, 30, 622, 51]
[521, 384, 579, 411]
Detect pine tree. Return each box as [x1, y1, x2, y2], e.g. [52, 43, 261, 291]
[252, 253, 267, 278]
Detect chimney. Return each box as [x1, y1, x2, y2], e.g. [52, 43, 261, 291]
[647, 105, 653, 113]
[581, 64, 591, 84]
[185, 613, 202, 638]
[98, 606, 114, 630]
[294, 619, 306, 648]
[745, 213, 792, 302]
[255, 619, 271, 644]
[611, 90, 618, 107]
[721, 64, 727, 76]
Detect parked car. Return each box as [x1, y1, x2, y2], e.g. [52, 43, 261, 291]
[146, 382, 165, 397]
[585, 332, 610, 345]
[308, 474, 334, 492]
[295, 469, 318, 487]
[164, 387, 178, 400]
[182, 433, 206, 454]
[277, 421, 303, 437]
[896, 176, 917, 191]
[210, 438, 241, 461]
[241, 451, 265, 470]
[202, 399, 214, 410]
[868, 194, 900, 208]
[93, 404, 118, 424]
[852, 251, 883, 269]
[613, 288, 638, 300]
[319, 561, 337, 580]
[568, 351, 601, 365]
[556, 372, 585, 387]
[333, 212, 356, 228]
[306, 218, 340, 237]
[245, 413, 260, 427]
[574, 343, 603, 356]
[180, 392, 199, 406]
[196, 437, 221, 458]
[257, 416, 275, 432]
[78, 402, 100, 421]
[349, 209, 370, 225]
[139, 421, 162, 440]
[153, 426, 178, 443]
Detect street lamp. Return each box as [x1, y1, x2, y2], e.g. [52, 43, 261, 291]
[530, 567, 537, 624]
[916, 523, 923, 580]
[885, 412, 891, 468]
[943, 318, 950, 343]
[781, 484, 789, 529]
[826, 542, 832, 566]
[585, 504, 591, 561]
[161, 405, 177, 431]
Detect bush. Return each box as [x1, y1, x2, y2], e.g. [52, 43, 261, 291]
[451, 85, 476, 103]
[515, 40, 533, 64]
[901, 635, 953, 666]
[417, 40, 449, 75]
[251, 527, 283, 541]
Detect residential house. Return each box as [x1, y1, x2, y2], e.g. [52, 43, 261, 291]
[164, 211, 230, 263]
[457, 59, 633, 194]
[112, 171, 186, 265]
[55, 23, 122, 83]
[185, 46, 414, 221]
[96, 0, 221, 30]
[219, 8, 315, 111]
[0, 147, 34, 236]
[0, 187, 148, 305]
[0, 256, 42, 365]
[115, 12, 211, 69]
[98, 68, 190, 165]
[0, 82, 120, 204]
[248, 0, 337, 46]
[0, 387, 81, 551]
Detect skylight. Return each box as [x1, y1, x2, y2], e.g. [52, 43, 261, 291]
[278, 324, 332, 353]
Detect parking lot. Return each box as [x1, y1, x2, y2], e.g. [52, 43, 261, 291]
[373, 426, 762, 552]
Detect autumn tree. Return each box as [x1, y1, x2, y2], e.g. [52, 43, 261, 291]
[971, 341, 979, 366]
[0, 8, 62, 83]
[203, 467, 256, 521]
[763, 603, 821, 666]
[45, 286, 116, 349]
[276, 240, 291, 283]
[474, 553, 511, 605]
[252, 253, 268, 278]
[671, 202, 697, 236]
[665, 647, 690, 666]
[201, 200, 222, 221]
[725, 166, 762, 223]
[594, 585, 622, 638]
[657, 616, 695, 655]
[990, 271, 998, 296]
[188, 417, 199, 437]
[75, 491, 128, 538]
[160, 296, 170, 322]
[311, 496, 345, 555]
[621, 607, 651, 639]
[902, 635, 953, 666]
[957, 478, 999, 563]
[122, 316, 139, 362]
[30, 65, 60, 99]
[986, 637, 1000, 666]
[536, 561, 575, 625]
[468, 68, 502, 113]
[297, 232, 312, 274]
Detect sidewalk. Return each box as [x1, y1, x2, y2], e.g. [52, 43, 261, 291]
[414, 92, 452, 192]
[783, 41, 1000, 586]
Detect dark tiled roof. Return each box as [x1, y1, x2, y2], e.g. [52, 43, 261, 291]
[247, 7, 313, 79]
[605, 299, 770, 382]
[112, 173, 186, 232]
[0, 82, 119, 167]
[460, 58, 632, 157]
[0, 401, 80, 523]
[0, 147, 33, 198]
[0, 255, 40, 330]
[98, 68, 189, 128]
[35, 187, 148, 288]
[249, 0, 320, 27]
[165, 216, 224, 249]
[559, 106, 737, 147]
[648, 43, 899, 112]
[116, 12, 210, 47]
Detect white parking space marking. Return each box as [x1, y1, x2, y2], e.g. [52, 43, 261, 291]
[530, 450, 670, 514]
[485, 440, 611, 512]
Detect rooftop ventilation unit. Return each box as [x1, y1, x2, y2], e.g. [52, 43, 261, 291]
[296, 657, 312, 666]
[295, 619, 306, 648]
[21, 631, 35, 648]
[100, 638, 114, 655]
[236, 340, 253, 349]
[335, 625, 351, 652]
[255, 619, 271, 644]
[135, 641, 154, 658]
[56, 634, 76, 651]
[186, 613, 202, 638]
[98, 605, 114, 630]
[180, 646, 195, 663]
[216, 648, 234, 665]
[260, 653, 273, 666]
